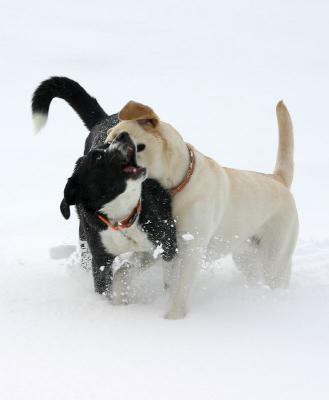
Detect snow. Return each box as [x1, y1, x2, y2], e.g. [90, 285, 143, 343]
[153, 244, 164, 258]
[1, 0, 329, 399]
[182, 233, 194, 241]
[49, 244, 77, 260]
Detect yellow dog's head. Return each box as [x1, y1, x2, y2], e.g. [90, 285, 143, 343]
[106, 101, 185, 185]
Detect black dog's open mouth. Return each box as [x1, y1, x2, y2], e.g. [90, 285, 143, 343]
[122, 145, 146, 179]
[109, 132, 147, 180]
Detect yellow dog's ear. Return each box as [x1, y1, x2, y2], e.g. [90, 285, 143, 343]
[118, 101, 159, 129]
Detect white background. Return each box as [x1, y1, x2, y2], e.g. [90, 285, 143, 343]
[0, 1, 328, 399]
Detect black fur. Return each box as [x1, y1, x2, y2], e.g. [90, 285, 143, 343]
[32, 77, 122, 153]
[32, 77, 108, 131]
[61, 141, 177, 295]
[84, 114, 120, 153]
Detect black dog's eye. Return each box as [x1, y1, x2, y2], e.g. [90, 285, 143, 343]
[137, 144, 146, 152]
[91, 151, 105, 164]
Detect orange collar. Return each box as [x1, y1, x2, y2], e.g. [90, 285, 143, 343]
[96, 199, 141, 231]
[169, 144, 196, 197]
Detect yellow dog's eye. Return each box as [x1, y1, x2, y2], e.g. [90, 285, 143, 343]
[137, 144, 146, 152]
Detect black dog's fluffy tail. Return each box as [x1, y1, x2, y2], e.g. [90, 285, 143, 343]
[32, 77, 107, 132]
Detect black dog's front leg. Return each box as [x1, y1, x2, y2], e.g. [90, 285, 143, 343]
[79, 222, 92, 270]
[78, 210, 114, 294]
[92, 254, 114, 295]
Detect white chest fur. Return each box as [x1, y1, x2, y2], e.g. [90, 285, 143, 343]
[100, 223, 153, 256]
[98, 179, 153, 256]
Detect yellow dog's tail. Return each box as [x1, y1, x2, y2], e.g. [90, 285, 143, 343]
[274, 101, 294, 188]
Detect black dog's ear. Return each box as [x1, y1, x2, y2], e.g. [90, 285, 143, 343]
[60, 198, 71, 219]
[60, 177, 80, 220]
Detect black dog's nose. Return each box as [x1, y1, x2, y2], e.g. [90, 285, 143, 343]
[116, 131, 130, 143]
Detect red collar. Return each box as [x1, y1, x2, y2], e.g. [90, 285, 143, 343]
[169, 144, 196, 197]
[96, 199, 141, 231]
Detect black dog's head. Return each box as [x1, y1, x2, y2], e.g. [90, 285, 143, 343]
[60, 132, 147, 219]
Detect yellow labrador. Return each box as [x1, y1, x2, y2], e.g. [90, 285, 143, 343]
[106, 101, 298, 319]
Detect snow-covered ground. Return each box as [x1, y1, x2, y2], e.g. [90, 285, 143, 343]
[1, 1, 328, 398]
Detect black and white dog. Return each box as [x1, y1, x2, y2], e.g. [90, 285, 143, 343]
[32, 77, 177, 302]
[32, 77, 123, 268]
[61, 133, 177, 302]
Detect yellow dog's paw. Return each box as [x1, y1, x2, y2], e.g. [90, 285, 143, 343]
[164, 307, 186, 320]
